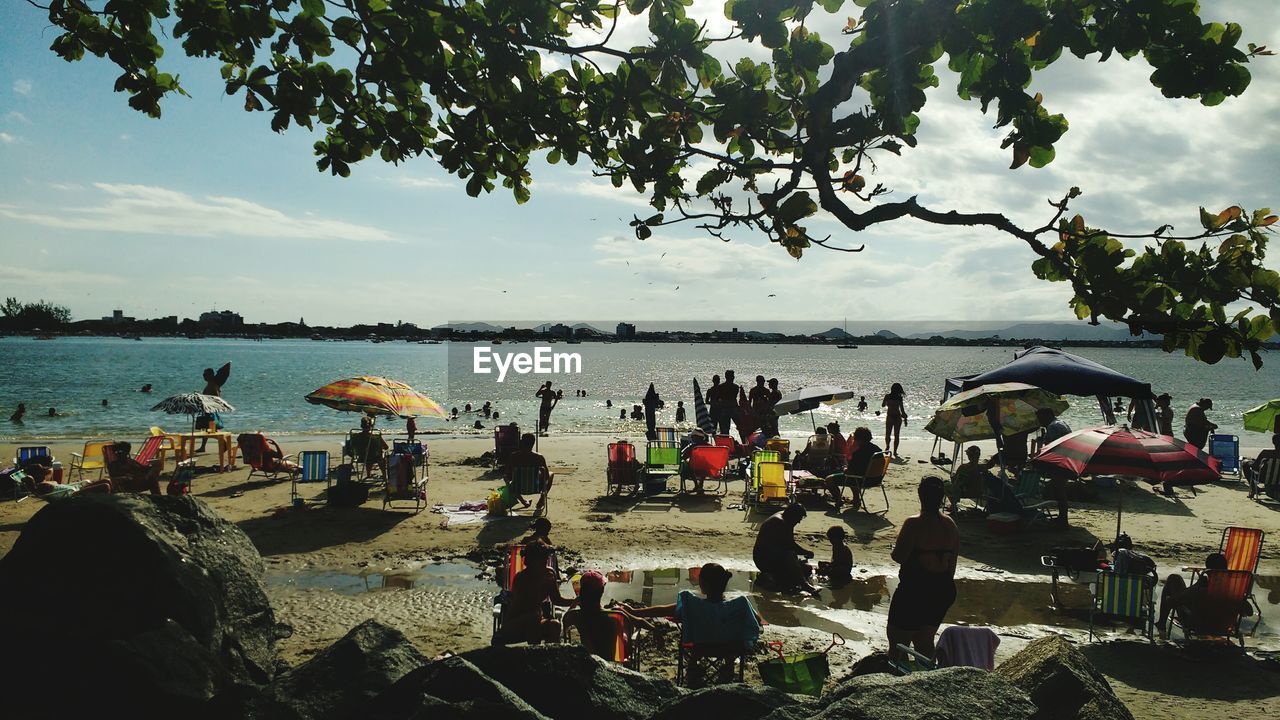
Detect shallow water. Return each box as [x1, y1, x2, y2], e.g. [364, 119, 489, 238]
[264, 562, 1280, 649]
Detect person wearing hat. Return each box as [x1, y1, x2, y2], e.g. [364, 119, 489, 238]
[1183, 398, 1217, 450]
[563, 570, 646, 659]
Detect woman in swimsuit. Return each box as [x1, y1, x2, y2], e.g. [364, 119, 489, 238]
[882, 383, 907, 457]
[887, 476, 959, 662]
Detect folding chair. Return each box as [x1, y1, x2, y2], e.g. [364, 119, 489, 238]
[674, 593, 758, 688]
[743, 455, 789, 517]
[652, 426, 678, 445]
[132, 435, 167, 467]
[606, 441, 642, 494]
[493, 425, 520, 468]
[1167, 570, 1254, 646]
[764, 437, 790, 462]
[678, 642, 747, 688]
[713, 435, 743, 477]
[236, 433, 297, 481]
[384, 451, 427, 511]
[1258, 458, 1280, 501]
[507, 465, 550, 515]
[1088, 571, 1154, 642]
[681, 445, 731, 495]
[564, 611, 640, 670]
[392, 440, 428, 468]
[492, 543, 561, 639]
[1209, 434, 1241, 477]
[1186, 527, 1264, 624]
[14, 446, 53, 467]
[291, 450, 332, 503]
[643, 435, 681, 493]
[829, 452, 890, 513]
[69, 440, 110, 481]
[1009, 468, 1058, 519]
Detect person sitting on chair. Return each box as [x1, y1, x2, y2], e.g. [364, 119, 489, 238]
[680, 428, 712, 494]
[626, 563, 763, 683]
[826, 426, 882, 509]
[1156, 552, 1252, 637]
[499, 540, 575, 644]
[563, 570, 651, 660]
[793, 426, 832, 473]
[506, 433, 554, 512]
[1243, 433, 1280, 500]
[946, 446, 997, 512]
[753, 504, 819, 596]
[104, 442, 163, 495]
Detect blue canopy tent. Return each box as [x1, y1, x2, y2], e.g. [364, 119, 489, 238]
[954, 346, 1156, 430]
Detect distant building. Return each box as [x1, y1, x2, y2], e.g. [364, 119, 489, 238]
[199, 310, 243, 326]
[102, 309, 135, 324]
[548, 323, 573, 338]
[616, 322, 636, 339]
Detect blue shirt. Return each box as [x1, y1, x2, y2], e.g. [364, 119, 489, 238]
[1042, 420, 1072, 446]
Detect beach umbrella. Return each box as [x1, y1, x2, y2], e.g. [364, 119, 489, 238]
[151, 392, 236, 436]
[925, 383, 1068, 443]
[1242, 399, 1280, 434]
[304, 376, 446, 419]
[692, 377, 715, 434]
[773, 385, 857, 431]
[1032, 425, 1220, 540]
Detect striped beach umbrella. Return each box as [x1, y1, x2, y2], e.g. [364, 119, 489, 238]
[1033, 425, 1219, 541]
[692, 378, 715, 434]
[151, 392, 236, 435]
[925, 382, 1067, 443]
[305, 376, 447, 418]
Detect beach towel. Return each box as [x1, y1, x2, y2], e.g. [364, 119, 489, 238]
[432, 502, 497, 526]
[934, 626, 999, 670]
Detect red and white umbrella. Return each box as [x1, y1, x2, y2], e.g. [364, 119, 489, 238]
[1032, 425, 1220, 540]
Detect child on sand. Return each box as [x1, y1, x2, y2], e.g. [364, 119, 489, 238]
[818, 526, 853, 589]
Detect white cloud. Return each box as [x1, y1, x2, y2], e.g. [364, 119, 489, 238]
[0, 132, 18, 144]
[13, 79, 32, 96]
[384, 175, 451, 189]
[5, 111, 29, 124]
[0, 182, 400, 243]
[48, 182, 82, 191]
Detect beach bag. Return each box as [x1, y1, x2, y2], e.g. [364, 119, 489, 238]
[333, 464, 354, 484]
[759, 635, 844, 697]
[487, 489, 508, 516]
[1051, 546, 1101, 572]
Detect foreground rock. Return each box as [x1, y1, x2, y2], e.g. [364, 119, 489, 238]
[995, 635, 1135, 720]
[461, 644, 684, 720]
[811, 667, 1038, 720]
[651, 683, 810, 720]
[0, 494, 284, 717]
[371, 654, 550, 720]
[253, 620, 427, 720]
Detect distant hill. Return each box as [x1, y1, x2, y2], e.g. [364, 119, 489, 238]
[875, 329, 900, 339]
[907, 322, 1148, 342]
[814, 327, 854, 339]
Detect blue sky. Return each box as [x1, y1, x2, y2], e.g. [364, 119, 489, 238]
[1, 1, 1277, 327]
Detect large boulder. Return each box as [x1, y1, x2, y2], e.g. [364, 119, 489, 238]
[0, 494, 284, 717]
[651, 683, 810, 720]
[807, 667, 1038, 720]
[252, 620, 428, 720]
[460, 644, 683, 720]
[995, 635, 1134, 720]
[370, 654, 550, 720]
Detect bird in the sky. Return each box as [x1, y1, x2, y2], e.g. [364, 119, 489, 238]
[625, 260, 630, 265]
[760, 275, 768, 280]
[767, 294, 777, 297]
[660, 252, 667, 258]
[675, 286, 680, 290]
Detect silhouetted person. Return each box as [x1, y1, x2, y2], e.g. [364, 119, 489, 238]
[10, 403, 26, 423]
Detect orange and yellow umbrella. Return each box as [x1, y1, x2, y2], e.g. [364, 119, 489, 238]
[305, 376, 446, 418]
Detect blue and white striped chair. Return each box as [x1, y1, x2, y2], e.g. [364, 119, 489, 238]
[291, 450, 331, 503]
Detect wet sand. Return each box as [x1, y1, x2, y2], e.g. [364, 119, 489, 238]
[2, 434, 1278, 718]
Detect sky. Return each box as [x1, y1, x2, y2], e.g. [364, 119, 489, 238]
[0, 1, 1277, 328]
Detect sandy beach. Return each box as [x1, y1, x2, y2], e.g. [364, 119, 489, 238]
[2, 433, 1277, 718]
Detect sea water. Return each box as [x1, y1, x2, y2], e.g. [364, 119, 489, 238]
[1, 336, 1275, 444]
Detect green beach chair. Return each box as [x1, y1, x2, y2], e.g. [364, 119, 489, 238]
[507, 464, 550, 515]
[1088, 571, 1154, 642]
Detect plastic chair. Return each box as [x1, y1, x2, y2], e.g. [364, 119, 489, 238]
[69, 440, 111, 481]
[1088, 571, 1154, 642]
[1209, 434, 1240, 476]
[1167, 570, 1254, 646]
[606, 441, 642, 494]
[291, 450, 331, 503]
[681, 444, 731, 494]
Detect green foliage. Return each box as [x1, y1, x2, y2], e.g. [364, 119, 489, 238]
[31, 0, 1276, 363]
[0, 298, 72, 329]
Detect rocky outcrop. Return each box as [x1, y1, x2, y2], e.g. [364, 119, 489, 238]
[650, 683, 809, 720]
[253, 620, 427, 720]
[995, 635, 1135, 720]
[370, 654, 550, 720]
[461, 644, 684, 720]
[812, 667, 1039, 720]
[0, 494, 285, 717]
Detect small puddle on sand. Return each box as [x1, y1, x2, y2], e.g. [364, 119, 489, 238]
[266, 563, 1280, 648]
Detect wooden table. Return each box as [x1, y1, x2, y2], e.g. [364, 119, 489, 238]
[175, 431, 235, 472]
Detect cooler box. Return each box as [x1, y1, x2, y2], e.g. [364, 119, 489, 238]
[987, 512, 1022, 535]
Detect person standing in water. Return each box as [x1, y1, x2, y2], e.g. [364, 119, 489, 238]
[642, 383, 663, 441]
[536, 381, 558, 436]
[882, 383, 907, 457]
[9, 403, 26, 423]
[197, 362, 231, 451]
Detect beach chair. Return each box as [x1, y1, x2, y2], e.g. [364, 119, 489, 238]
[1186, 527, 1265, 623]
[343, 429, 387, 479]
[1257, 458, 1280, 501]
[236, 433, 298, 481]
[1208, 434, 1240, 477]
[606, 441, 642, 494]
[1088, 571, 1154, 642]
[133, 435, 168, 467]
[743, 458, 790, 516]
[291, 450, 332, 503]
[652, 426, 678, 445]
[643, 433, 681, 493]
[14, 446, 53, 467]
[1011, 468, 1059, 520]
[681, 444, 731, 495]
[506, 464, 550, 515]
[392, 439, 428, 469]
[764, 437, 790, 462]
[148, 426, 180, 460]
[101, 441, 163, 494]
[795, 435, 836, 475]
[563, 611, 640, 670]
[384, 451, 427, 511]
[493, 425, 520, 468]
[491, 543, 562, 640]
[1166, 570, 1254, 646]
[934, 626, 1000, 670]
[69, 440, 110, 481]
[713, 435, 743, 477]
[674, 595, 758, 688]
[828, 452, 890, 513]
